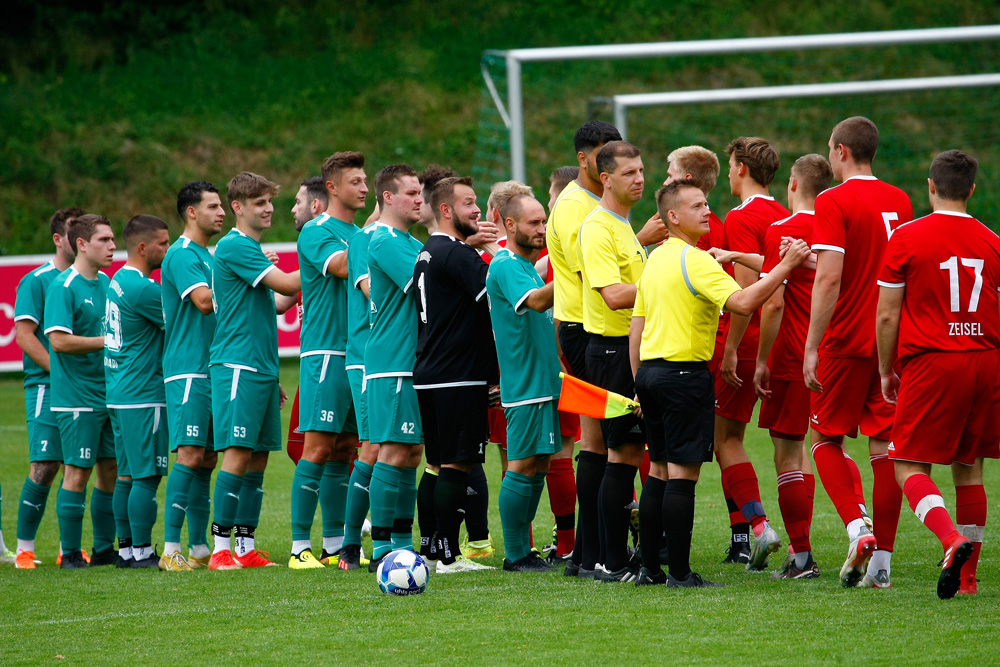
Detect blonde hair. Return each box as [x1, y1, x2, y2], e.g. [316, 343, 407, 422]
[487, 180, 533, 216]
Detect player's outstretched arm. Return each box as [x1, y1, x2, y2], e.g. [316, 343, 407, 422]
[522, 282, 554, 312]
[725, 239, 809, 316]
[49, 331, 103, 355]
[262, 268, 301, 296]
[708, 247, 763, 273]
[875, 285, 904, 405]
[596, 283, 637, 311]
[803, 250, 844, 392]
[15, 321, 50, 372]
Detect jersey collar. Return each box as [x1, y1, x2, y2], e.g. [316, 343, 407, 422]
[597, 205, 631, 225]
[933, 210, 973, 218]
[843, 175, 878, 182]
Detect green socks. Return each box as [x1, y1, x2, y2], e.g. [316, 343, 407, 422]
[91, 487, 116, 553]
[128, 477, 160, 546]
[321, 461, 349, 540]
[291, 460, 323, 542]
[391, 466, 417, 550]
[56, 487, 86, 554]
[343, 460, 373, 548]
[164, 463, 195, 544]
[16, 478, 51, 542]
[212, 471, 243, 529]
[187, 466, 213, 549]
[529, 473, 547, 525]
[112, 478, 133, 544]
[370, 462, 402, 560]
[234, 471, 265, 528]
[499, 471, 534, 562]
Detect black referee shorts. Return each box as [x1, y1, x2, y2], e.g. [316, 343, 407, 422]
[634, 360, 715, 464]
[585, 334, 646, 448]
[558, 321, 590, 382]
[416, 385, 489, 466]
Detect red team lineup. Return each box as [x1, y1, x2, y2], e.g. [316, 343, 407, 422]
[6, 114, 994, 599]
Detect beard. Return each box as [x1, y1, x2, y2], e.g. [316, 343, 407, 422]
[455, 217, 479, 238]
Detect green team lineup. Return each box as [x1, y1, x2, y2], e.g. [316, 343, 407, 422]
[8, 115, 1000, 601]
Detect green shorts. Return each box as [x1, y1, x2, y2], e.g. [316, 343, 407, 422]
[110, 406, 169, 479]
[347, 366, 368, 442]
[210, 364, 282, 452]
[366, 375, 422, 445]
[25, 385, 62, 463]
[505, 400, 561, 461]
[165, 375, 214, 452]
[55, 408, 115, 468]
[299, 353, 357, 434]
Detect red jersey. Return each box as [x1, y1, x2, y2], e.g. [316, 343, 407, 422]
[696, 210, 729, 341]
[722, 195, 791, 360]
[812, 176, 912, 357]
[760, 211, 816, 380]
[878, 211, 1000, 365]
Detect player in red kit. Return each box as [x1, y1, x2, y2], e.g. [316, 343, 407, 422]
[755, 154, 832, 579]
[804, 116, 913, 588]
[876, 150, 999, 598]
[715, 137, 790, 570]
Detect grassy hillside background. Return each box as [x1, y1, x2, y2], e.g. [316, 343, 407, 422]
[3, 1, 1000, 253]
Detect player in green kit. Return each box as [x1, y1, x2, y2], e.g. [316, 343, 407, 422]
[487, 193, 562, 572]
[365, 164, 426, 570]
[289, 152, 366, 569]
[105, 215, 171, 568]
[208, 172, 301, 570]
[160, 181, 226, 571]
[12, 208, 82, 568]
[44, 214, 119, 569]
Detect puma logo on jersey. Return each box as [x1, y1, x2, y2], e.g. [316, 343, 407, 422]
[84, 298, 94, 306]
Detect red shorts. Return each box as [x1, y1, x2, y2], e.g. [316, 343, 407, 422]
[706, 336, 724, 377]
[714, 359, 759, 424]
[890, 350, 1000, 466]
[559, 409, 580, 440]
[758, 378, 810, 440]
[488, 407, 507, 448]
[810, 354, 893, 440]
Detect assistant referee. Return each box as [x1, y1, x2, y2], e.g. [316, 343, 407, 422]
[629, 180, 810, 588]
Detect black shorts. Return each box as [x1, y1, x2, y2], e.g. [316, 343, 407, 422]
[416, 385, 489, 466]
[558, 321, 590, 382]
[585, 335, 646, 448]
[635, 360, 714, 464]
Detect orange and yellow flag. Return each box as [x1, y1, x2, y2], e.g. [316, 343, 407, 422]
[557, 372, 639, 419]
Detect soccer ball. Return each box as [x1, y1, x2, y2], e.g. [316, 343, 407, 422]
[376, 549, 429, 596]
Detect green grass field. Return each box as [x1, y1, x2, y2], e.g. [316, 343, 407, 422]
[0, 359, 996, 665]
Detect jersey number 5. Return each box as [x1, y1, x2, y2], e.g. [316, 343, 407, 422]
[940, 256, 984, 313]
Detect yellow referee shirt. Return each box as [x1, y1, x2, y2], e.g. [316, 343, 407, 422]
[634, 237, 741, 361]
[578, 206, 647, 337]
[546, 182, 601, 323]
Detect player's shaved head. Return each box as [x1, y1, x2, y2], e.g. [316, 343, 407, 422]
[67, 214, 112, 250]
[667, 146, 720, 194]
[375, 164, 418, 209]
[727, 137, 780, 187]
[574, 121, 622, 154]
[227, 172, 279, 209]
[930, 149, 977, 201]
[430, 176, 475, 222]
[487, 180, 533, 219]
[123, 214, 169, 252]
[301, 176, 330, 210]
[177, 181, 220, 220]
[831, 116, 879, 164]
[50, 207, 84, 238]
[656, 179, 701, 221]
[501, 193, 537, 224]
[596, 141, 641, 177]
[322, 151, 365, 184]
[791, 154, 833, 199]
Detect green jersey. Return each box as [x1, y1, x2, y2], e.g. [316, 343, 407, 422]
[44, 266, 110, 410]
[13, 260, 61, 388]
[298, 213, 357, 354]
[209, 228, 279, 378]
[346, 222, 382, 369]
[161, 235, 215, 379]
[486, 248, 561, 406]
[104, 266, 165, 406]
[365, 225, 422, 377]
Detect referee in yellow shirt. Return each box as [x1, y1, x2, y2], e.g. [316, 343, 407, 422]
[629, 179, 809, 588]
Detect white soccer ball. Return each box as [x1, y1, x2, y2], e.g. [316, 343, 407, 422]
[376, 549, 429, 596]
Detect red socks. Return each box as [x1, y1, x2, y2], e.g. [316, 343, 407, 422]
[902, 474, 959, 546]
[638, 449, 651, 487]
[546, 457, 576, 556]
[843, 453, 867, 507]
[956, 484, 987, 582]
[870, 453, 901, 552]
[722, 462, 766, 529]
[777, 470, 811, 553]
[811, 441, 863, 526]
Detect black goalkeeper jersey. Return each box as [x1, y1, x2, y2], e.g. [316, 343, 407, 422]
[413, 233, 499, 386]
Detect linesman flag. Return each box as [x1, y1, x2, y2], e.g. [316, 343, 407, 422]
[558, 372, 640, 419]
